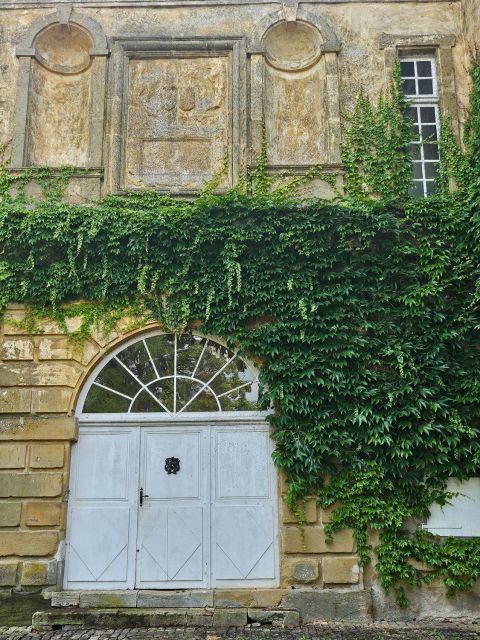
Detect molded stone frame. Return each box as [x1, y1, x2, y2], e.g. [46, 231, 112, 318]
[11, 9, 109, 169]
[248, 8, 342, 184]
[380, 33, 459, 136]
[105, 37, 247, 195]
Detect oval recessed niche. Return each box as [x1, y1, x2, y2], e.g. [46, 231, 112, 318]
[263, 21, 322, 72]
[34, 23, 93, 75]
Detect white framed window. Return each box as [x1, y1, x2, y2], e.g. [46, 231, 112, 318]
[400, 56, 440, 197]
[78, 331, 261, 417]
[424, 478, 480, 537]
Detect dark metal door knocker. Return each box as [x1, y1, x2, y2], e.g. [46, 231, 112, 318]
[165, 457, 180, 474]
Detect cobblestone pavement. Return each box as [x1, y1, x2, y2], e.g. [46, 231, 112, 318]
[1, 625, 480, 640]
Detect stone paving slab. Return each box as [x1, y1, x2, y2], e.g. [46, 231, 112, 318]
[2, 624, 480, 640]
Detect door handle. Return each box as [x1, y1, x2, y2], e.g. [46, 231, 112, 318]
[139, 487, 149, 506]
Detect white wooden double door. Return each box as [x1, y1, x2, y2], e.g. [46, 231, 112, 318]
[64, 424, 279, 589]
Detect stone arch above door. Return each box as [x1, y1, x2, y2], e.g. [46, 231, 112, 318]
[77, 331, 262, 418]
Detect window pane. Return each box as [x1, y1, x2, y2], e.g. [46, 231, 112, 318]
[409, 143, 421, 160]
[423, 143, 439, 160]
[417, 60, 432, 77]
[130, 389, 169, 412]
[220, 381, 260, 411]
[411, 124, 421, 140]
[176, 334, 207, 377]
[400, 60, 415, 77]
[83, 385, 131, 413]
[96, 359, 141, 397]
[182, 387, 219, 412]
[418, 79, 433, 95]
[145, 334, 175, 377]
[424, 162, 439, 179]
[413, 162, 424, 179]
[407, 106, 418, 122]
[409, 181, 425, 198]
[176, 378, 212, 412]
[425, 180, 438, 195]
[420, 107, 436, 123]
[402, 78, 416, 95]
[421, 124, 438, 141]
[117, 341, 156, 384]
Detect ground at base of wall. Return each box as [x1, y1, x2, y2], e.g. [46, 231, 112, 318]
[2, 624, 480, 640]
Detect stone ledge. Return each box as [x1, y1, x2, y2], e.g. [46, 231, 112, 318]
[0, 416, 78, 441]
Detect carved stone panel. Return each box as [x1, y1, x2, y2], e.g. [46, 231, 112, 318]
[125, 56, 231, 191]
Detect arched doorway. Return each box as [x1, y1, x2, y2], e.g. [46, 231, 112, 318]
[65, 332, 279, 590]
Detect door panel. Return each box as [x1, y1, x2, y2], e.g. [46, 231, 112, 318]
[212, 427, 278, 587]
[64, 427, 139, 589]
[66, 423, 278, 589]
[135, 428, 209, 588]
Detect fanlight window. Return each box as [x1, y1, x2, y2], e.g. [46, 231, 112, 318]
[81, 333, 259, 415]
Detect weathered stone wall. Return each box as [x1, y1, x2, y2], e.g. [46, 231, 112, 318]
[462, 0, 480, 67]
[0, 1, 470, 199]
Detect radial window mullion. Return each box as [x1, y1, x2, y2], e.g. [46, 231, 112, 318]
[191, 339, 209, 379]
[143, 339, 159, 378]
[92, 381, 133, 401]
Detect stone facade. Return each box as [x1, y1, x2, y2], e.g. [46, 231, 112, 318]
[0, 0, 479, 624]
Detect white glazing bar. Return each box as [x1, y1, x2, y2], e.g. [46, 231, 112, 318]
[143, 339, 159, 378]
[191, 339, 209, 378]
[92, 381, 133, 401]
[178, 353, 237, 414]
[114, 356, 172, 415]
[216, 380, 256, 398]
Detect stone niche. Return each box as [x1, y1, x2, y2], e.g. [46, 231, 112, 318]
[12, 10, 108, 169]
[250, 10, 341, 171]
[27, 25, 92, 167]
[111, 39, 245, 194]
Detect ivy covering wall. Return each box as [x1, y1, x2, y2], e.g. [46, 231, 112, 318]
[1, 65, 480, 605]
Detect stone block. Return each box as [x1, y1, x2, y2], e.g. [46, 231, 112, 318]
[30, 443, 65, 468]
[79, 591, 138, 608]
[0, 443, 26, 468]
[0, 472, 63, 497]
[280, 589, 372, 623]
[38, 337, 72, 360]
[282, 498, 318, 524]
[0, 501, 22, 526]
[24, 501, 62, 526]
[0, 362, 83, 387]
[282, 526, 356, 554]
[0, 416, 78, 441]
[247, 609, 300, 628]
[137, 589, 213, 607]
[32, 609, 85, 631]
[320, 503, 339, 524]
[31, 388, 72, 413]
[322, 556, 360, 585]
[281, 557, 319, 584]
[0, 531, 58, 556]
[213, 589, 285, 608]
[1, 338, 34, 360]
[0, 561, 18, 586]
[213, 607, 248, 627]
[51, 591, 81, 607]
[20, 560, 57, 586]
[186, 607, 214, 626]
[0, 388, 31, 413]
[38, 336, 99, 366]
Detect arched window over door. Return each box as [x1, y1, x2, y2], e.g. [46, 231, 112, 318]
[78, 332, 260, 417]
